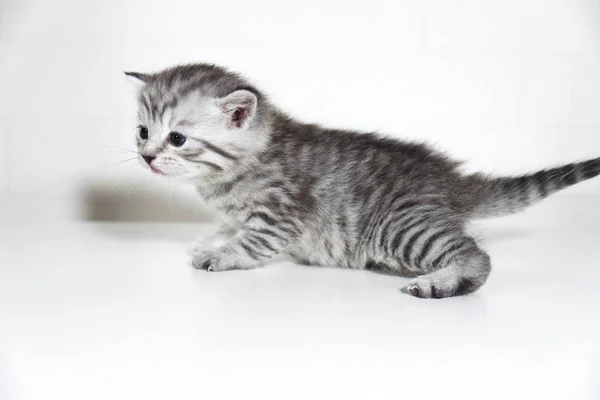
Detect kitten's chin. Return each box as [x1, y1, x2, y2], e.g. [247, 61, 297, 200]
[143, 164, 206, 182]
[166, 171, 205, 182]
[146, 165, 192, 180]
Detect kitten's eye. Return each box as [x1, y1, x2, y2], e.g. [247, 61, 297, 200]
[169, 132, 187, 147]
[138, 126, 149, 140]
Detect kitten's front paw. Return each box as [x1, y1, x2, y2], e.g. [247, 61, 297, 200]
[191, 250, 238, 272]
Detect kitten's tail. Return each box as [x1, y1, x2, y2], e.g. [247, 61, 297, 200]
[458, 157, 600, 219]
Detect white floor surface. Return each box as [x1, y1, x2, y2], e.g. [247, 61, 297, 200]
[1, 195, 600, 400]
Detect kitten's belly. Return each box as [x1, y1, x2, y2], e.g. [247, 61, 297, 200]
[286, 228, 358, 269]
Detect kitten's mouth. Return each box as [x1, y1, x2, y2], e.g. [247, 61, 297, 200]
[150, 166, 166, 175]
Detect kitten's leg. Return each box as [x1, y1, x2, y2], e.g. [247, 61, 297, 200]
[189, 215, 241, 254]
[191, 213, 299, 271]
[188, 227, 232, 255]
[377, 204, 490, 298]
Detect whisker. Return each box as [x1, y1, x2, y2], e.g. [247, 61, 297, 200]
[91, 157, 139, 169]
[124, 184, 134, 203]
[108, 181, 118, 194]
[102, 145, 137, 154]
[111, 150, 136, 156]
[67, 157, 139, 187]
[168, 177, 173, 211]
[113, 157, 139, 164]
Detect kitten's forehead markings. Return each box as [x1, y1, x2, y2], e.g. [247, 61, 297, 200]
[158, 96, 179, 123]
[175, 119, 196, 128]
[170, 106, 196, 130]
[140, 93, 153, 120]
[162, 107, 174, 128]
[150, 98, 159, 121]
[140, 87, 181, 124]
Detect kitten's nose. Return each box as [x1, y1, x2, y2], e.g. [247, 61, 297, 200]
[142, 155, 155, 165]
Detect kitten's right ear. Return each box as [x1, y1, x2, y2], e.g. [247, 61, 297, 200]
[124, 71, 150, 85]
[217, 90, 258, 130]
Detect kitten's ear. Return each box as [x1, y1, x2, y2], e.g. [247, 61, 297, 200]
[124, 71, 150, 85]
[217, 90, 258, 130]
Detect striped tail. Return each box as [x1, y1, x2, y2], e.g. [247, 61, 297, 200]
[458, 157, 600, 219]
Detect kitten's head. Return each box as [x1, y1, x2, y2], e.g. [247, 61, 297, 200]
[125, 64, 269, 181]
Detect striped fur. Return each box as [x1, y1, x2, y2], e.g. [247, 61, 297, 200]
[126, 63, 599, 299]
[458, 159, 600, 218]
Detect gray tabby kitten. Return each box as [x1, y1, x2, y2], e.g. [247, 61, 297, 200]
[125, 63, 599, 299]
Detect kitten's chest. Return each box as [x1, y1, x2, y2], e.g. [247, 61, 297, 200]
[200, 184, 257, 222]
[204, 195, 247, 221]
[200, 173, 278, 217]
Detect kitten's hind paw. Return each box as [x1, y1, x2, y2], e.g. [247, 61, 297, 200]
[401, 272, 479, 299]
[401, 278, 447, 299]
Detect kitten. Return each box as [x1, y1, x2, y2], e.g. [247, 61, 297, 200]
[125, 63, 599, 299]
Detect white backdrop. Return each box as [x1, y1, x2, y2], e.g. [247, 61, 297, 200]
[1, 0, 599, 221]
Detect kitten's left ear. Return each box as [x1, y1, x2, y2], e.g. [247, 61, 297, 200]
[217, 90, 258, 130]
[124, 71, 150, 85]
